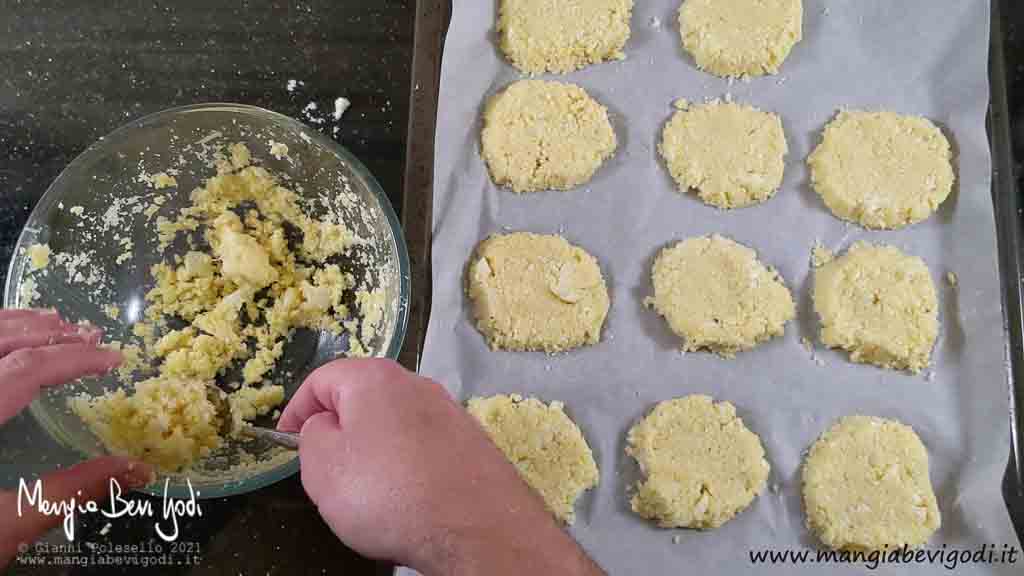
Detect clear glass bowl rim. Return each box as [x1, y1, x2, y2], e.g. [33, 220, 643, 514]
[3, 102, 411, 499]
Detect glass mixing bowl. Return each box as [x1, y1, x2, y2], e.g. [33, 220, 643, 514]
[3, 103, 409, 499]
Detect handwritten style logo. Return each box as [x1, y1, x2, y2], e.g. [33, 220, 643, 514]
[16, 477, 203, 542]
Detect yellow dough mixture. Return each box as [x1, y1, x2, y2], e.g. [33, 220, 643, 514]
[467, 394, 599, 524]
[481, 80, 617, 193]
[466, 232, 610, 353]
[802, 415, 941, 550]
[627, 395, 770, 529]
[70, 143, 377, 473]
[813, 242, 938, 373]
[679, 0, 803, 77]
[647, 235, 795, 357]
[808, 110, 955, 230]
[27, 243, 51, 271]
[659, 99, 788, 209]
[497, 0, 634, 74]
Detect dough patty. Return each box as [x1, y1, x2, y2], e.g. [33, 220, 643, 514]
[467, 232, 610, 352]
[660, 100, 787, 209]
[813, 242, 938, 373]
[497, 0, 634, 74]
[808, 110, 955, 229]
[679, 0, 803, 77]
[481, 80, 617, 193]
[802, 415, 941, 550]
[647, 235, 795, 356]
[468, 394, 599, 524]
[627, 395, 770, 528]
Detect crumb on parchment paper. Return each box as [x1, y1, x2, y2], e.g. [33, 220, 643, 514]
[811, 241, 834, 268]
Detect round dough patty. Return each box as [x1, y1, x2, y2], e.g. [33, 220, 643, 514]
[679, 0, 803, 77]
[627, 395, 770, 528]
[481, 80, 617, 193]
[497, 0, 634, 74]
[808, 110, 955, 229]
[813, 242, 938, 373]
[468, 394, 599, 524]
[803, 416, 941, 550]
[467, 232, 610, 352]
[660, 100, 787, 209]
[647, 235, 795, 356]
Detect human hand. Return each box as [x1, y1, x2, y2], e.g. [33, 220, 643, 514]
[279, 358, 605, 576]
[0, 309, 155, 567]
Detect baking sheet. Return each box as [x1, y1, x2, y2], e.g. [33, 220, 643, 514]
[417, 0, 1017, 574]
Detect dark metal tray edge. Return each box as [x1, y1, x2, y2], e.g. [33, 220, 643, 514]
[399, 0, 450, 372]
[993, 0, 1024, 546]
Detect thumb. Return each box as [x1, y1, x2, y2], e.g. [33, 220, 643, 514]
[298, 412, 349, 515]
[0, 457, 154, 565]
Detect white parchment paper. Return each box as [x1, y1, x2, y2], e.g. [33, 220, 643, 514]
[417, 1, 1017, 574]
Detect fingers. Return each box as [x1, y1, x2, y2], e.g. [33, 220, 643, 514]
[277, 358, 406, 433]
[298, 412, 347, 506]
[0, 312, 66, 341]
[0, 344, 122, 423]
[277, 364, 348, 433]
[0, 309, 59, 323]
[0, 308, 102, 359]
[0, 457, 154, 566]
[0, 325, 102, 358]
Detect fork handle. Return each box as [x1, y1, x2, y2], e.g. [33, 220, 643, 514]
[242, 426, 300, 450]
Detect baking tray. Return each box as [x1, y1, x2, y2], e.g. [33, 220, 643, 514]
[992, 0, 1024, 546]
[401, 0, 1024, 553]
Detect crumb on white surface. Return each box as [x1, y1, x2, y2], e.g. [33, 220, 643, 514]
[946, 271, 958, 288]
